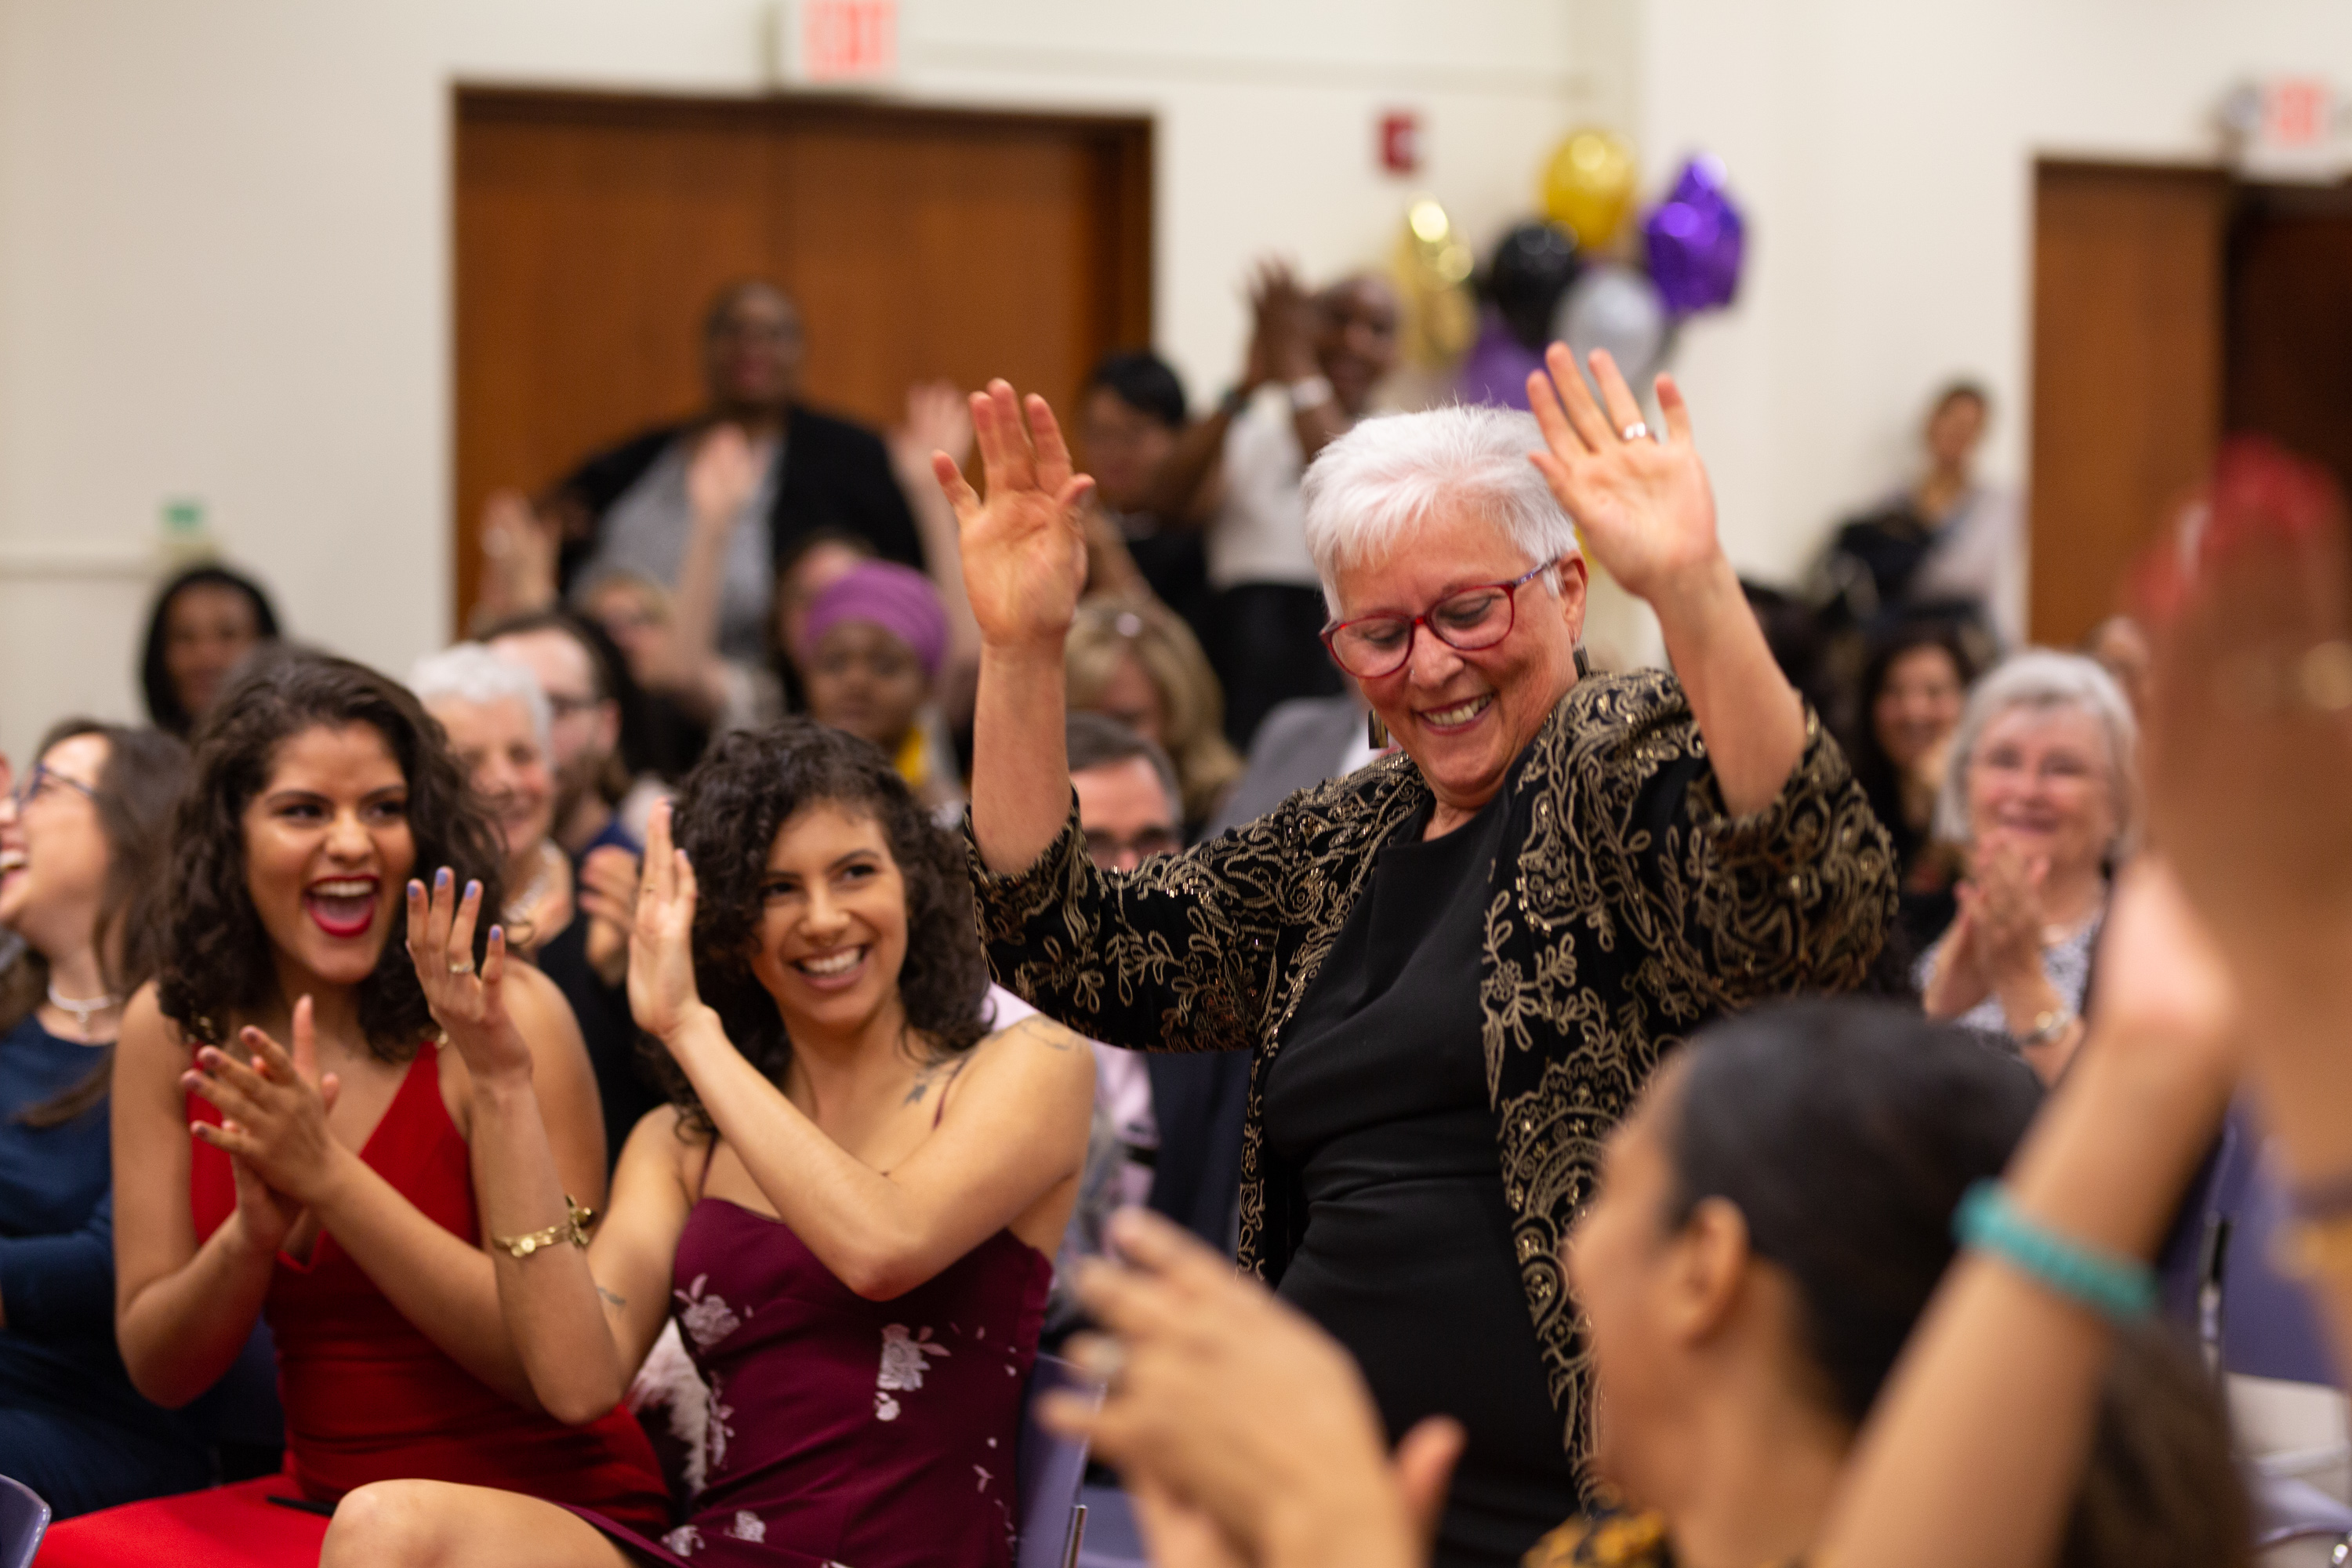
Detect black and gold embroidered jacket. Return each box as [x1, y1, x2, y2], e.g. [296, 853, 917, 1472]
[966, 671, 1895, 1473]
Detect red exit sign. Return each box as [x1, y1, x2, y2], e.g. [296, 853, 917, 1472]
[782, 0, 898, 86]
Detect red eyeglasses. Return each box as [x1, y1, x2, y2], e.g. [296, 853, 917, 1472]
[1318, 563, 1552, 680]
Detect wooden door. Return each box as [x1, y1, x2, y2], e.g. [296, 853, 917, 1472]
[2027, 162, 2230, 645]
[453, 89, 1153, 626]
[2226, 184, 2352, 499]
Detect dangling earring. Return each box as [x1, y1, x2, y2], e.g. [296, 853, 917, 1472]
[1367, 710, 1391, 749]
[1573, 646, 1592, 679]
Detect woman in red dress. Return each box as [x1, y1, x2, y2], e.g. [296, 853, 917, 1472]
[40, 653, 668, 1566]
[316, 720, 1096, 1568]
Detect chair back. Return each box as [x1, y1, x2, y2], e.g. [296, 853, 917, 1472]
[0, 1474, 51, 1568]
[1017, 1353, 1105, 1568]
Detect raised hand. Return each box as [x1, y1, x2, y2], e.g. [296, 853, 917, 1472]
[405, 868, 532, 1083]
[1526, 346, 1722, 607]
[687, 423, 760, 532]
[1958, 836, 2050, 991]
[578, 844, 642, 989]
[185, 996, 346, 1207]
[628, 800, 711, 1047]
[932, 381, 1094, 654]
[477, 489, 560, 619]
[2138, 442, 2352, 978]
[1247, 258, 1316, 385]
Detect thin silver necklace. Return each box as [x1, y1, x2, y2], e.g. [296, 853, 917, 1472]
[46, 983, 121, 1033]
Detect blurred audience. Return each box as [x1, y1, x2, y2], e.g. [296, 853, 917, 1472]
[1820, 379, 2020, 650]
[408, 646, 572, 956]
[548, 281, 921, 644]
[1145, 262, 1400, 746]
[2080, 612, 2151, 716]
[1918, 651, 2135, 1082]
[800, 559, 962, 818]
[1065, 713, 1250, 1258]
[1208, 684, 1381, 837]
[1065, 596, 1242, 835]
[1079, 350, 1212, 641]
[0, 722, 206, 1518]
[1846, 619, 1980, 952]
[138, 564, 281, 741]
[477, 610, 648, 860]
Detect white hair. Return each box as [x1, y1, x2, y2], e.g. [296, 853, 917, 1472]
[1299, 404, 1582, 614]
[1934, 648, 2138, 853]
[408, 642, 551, 753]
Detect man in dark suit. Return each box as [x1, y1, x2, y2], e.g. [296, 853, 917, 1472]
[547, 280, 924, 649]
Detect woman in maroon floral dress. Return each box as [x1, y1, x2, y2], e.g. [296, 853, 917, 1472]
[318, 721, 1096, 1568]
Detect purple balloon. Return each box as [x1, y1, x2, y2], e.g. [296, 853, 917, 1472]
[1455, 312, 1546, 409]
[1642, 156, 1744, 317]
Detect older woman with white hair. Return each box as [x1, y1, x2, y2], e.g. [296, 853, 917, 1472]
[1919, 649, 2136, 1082]
[409, 644, 571, 955]
[938, 350, 1894, 1566]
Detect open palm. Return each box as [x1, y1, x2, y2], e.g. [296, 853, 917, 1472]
[932, 380, 1094, 652]
[1526, 345, 1721, 604]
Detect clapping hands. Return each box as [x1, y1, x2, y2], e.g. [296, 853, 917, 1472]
[627, 800, 712, 1047]
[185, 996, 344, 1249]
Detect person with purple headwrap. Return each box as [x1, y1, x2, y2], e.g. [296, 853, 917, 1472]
[799, 559, 964, 815]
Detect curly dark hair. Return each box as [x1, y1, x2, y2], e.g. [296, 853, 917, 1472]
[156, 650, 506, 1061]
[651, 720, 989, 1134]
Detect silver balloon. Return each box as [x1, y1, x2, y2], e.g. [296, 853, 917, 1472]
[1551, 262, 1668, 389]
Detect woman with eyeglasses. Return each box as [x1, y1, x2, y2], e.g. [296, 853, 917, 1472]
[0, 722, 205, 1517]
[945, 354, 1896, 1566]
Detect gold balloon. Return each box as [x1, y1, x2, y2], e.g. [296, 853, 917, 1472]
[1541, 129, 1639, 251]
[1389, 198, 1477, 369]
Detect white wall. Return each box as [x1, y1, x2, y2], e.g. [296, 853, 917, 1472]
[0, 0, 1597, 762]
[1642, 0, 2352, 590]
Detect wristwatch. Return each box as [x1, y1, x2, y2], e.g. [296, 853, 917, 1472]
[2015, 1007, 2077, 1050]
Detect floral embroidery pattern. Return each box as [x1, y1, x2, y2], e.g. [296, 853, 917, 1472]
[704, 1370, 736, 1472]
[727, 1511, 767, 1542]
[873, 1323, 951, 1421]
[662, 1524, 704, 1556]
[674, 1273, 744, 1350]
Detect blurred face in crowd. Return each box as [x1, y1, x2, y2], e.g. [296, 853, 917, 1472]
[583, 577, 670, 689]
[1088, 654, 1167, 749]
[1333, 502, 1586, 825]
[776, 541, 872, 673]
[704, 284, 804, 416]
[1964, 702, 2118, 880]
[1872, 644, 1967, 774]
[1316, 276, 1401, 416]
[1925, 392, 1986, 474]
[746, 802, 909, 1040]
[0, 733, 111, 961]
[1079, 387, 1179, 516]
[805, 622, 929, 755]
[241, 724, 415, 990]
[488, 628, 618, 823]
[165, 583, 266, 724]
[428, 695, 556, 882]
[1072, 755, 1181, 873]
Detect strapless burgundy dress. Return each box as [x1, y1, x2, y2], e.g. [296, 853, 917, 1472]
[574, 1197, 1052, 1566]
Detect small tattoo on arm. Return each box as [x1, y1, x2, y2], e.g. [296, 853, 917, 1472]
[597, 1286, 627, 1310]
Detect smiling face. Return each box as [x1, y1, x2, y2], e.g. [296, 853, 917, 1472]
[745, 802, 910, 1042]
[1872, 643, 1965, 772]
[804, 622, 929, 753]
[1333, 503, 1586, 822]
[426, 694, 556, 884]
[1316, 276, 1401, 416]
[703, 284, 804, 415]
[0, 733, 111, 961]
[241, 723, 416, 991]
[489, 628, 617, 813]
[1963, 702, 2118, 877]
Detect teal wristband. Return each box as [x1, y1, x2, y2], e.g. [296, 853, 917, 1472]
[1953, 1180, 2158, 1323]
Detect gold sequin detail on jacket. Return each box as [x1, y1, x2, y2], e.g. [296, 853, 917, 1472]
[965, 671, 1896, 1483]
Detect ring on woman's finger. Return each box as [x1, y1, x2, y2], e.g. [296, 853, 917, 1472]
[448, 957, 476, 976]
[1619, 421, 1650, 443]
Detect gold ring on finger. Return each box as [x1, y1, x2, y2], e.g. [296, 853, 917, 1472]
[448, 958, 476, 976]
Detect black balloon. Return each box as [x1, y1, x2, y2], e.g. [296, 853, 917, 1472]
[1482, 221, 1583, 352]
